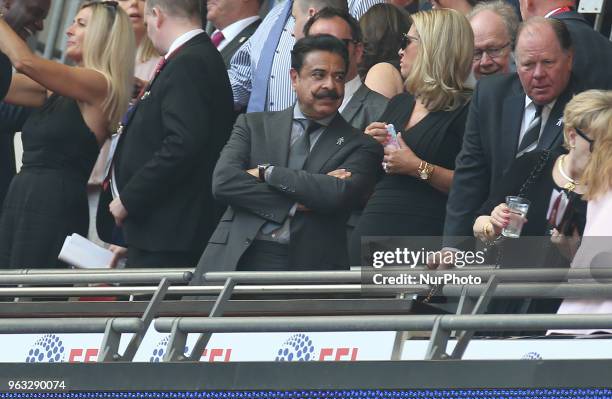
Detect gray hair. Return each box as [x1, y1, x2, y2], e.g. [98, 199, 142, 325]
[467, 0, 520, 46]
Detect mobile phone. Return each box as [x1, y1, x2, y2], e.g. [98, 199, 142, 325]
[386, 124, 400, 149]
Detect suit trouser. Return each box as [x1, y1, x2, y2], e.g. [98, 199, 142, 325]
[237, 240, 289, 271]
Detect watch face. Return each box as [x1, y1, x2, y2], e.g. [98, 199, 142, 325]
[419, 170, 428, 180]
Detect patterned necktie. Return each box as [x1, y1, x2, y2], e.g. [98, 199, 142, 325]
[288, 120, 321, 170]
[211, 31, 225, 48]
[517, 103, 544, 156]
[246, 0, 293, 113]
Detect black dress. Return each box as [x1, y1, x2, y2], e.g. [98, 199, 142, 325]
[350, 92, 469, 265]
[0, 94, 99, 268]
[477, 150, 587, 325]
[477, 150, 587, 268]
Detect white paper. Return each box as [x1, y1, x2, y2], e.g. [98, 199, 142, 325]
[58, 234, 113, 269]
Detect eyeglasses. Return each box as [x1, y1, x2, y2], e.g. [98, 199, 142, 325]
[574, 127, 595, 152]
[473, 42, 511, 61]
[400, 33, 419, 50]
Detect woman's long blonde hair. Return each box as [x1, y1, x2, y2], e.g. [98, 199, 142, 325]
[137, 34, 159, 64]
[405, 9, 473, 112]
[564, 90, 612, 201]
[81, 1, 135, 131]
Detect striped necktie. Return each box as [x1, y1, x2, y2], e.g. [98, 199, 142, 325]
[517, 103, 544, 157]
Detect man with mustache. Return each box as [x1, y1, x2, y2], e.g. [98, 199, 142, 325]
[302, 7, 388, 131]
[193, 34, 383, 275]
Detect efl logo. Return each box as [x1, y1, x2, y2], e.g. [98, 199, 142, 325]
[151, 336, 232, 362]
[68, 348, 98, 363]
[25, 334, 66, 363]
[276, 334, 358, 362]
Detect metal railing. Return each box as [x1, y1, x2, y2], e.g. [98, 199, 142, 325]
[2, 268, 612, 362]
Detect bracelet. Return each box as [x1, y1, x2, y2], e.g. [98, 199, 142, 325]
[482, 219, 493, 237]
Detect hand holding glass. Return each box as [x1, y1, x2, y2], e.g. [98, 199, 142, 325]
[502, 196, 530, 238]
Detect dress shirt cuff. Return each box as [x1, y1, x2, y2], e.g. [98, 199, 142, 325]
[264, 165, 274, 181]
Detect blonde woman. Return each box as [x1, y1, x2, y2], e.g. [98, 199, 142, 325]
[550, 90, 612, 335]
[350, 9, 473, 263]
[117, 0, 161, 82]
[88, 0, 161, 191]
[0, 1, 135, 268]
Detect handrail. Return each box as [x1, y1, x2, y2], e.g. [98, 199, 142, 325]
[0, 317, 142, 334]
[3, 282, 612, 298]
[202, 268, 612, 283]
[4, 268, 612, 286]
[0, 270, 193, 285]
[154, 314, 612, 333]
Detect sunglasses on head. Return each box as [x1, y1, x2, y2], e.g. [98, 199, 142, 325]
[83, 1, 118, 17]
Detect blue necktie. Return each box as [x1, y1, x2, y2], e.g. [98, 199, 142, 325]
[247, 0, 292, 113]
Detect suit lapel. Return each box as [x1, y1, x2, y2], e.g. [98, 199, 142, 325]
[340, 84, 366, 125]
[265, 107, 294, 167]
[305, 113, 351, 173]
[500, 79, 525, 165]
[122, 33, 207, 133]
[538, 82, 574, 150]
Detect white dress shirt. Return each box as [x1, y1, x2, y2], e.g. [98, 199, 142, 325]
[339, 76, 363, 113]
[213, 16, 260, 51]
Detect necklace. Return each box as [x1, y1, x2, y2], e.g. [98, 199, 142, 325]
[558, 154, 580, 192]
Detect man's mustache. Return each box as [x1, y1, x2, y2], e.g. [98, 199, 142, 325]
[313, 90, 341, 100]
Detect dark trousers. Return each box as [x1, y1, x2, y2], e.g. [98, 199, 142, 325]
[237, 240, 289, 271]
[126, 247, 201, 268]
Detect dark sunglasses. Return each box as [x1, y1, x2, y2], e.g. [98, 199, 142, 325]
[400, 33, 419, 50]
[575, 127, 595, 152]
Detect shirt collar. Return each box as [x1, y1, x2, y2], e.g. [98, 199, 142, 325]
[343, 76, 362, 99]
[524, 96, 557, 113]
[293, 103, 336, 127]
[216, 16, 260, 43]
[166, 29, 204, 59]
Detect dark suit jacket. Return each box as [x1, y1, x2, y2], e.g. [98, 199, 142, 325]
[194, 107, 383, 275]
[112, 32, 234, 253]
[0, 52, 11, 101]
[553, 10, 612, 90]
[341, 83, 388, 131]
[219, 19, 261, 68]
[444, 73, 575, 238]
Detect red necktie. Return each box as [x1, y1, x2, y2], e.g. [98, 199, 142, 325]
[211, 31, 225, 48]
